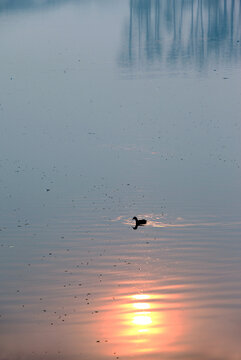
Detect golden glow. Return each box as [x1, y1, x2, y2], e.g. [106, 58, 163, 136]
[132, 294, 150, 300]
[138, 328, 149, 333]
[126, 295, 155, 337]
[133, 302, 150, 310]
[98, 290, 184, 358]
[132, 314, 152, 326]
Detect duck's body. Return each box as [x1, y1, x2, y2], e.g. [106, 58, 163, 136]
[132, 216, 147, 230]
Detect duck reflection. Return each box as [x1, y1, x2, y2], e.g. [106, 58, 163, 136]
[132, 216, 147, 230]
[120, 0, 241, 71]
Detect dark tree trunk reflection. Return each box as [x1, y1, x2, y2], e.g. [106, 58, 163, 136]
[119, 0, 241, 71]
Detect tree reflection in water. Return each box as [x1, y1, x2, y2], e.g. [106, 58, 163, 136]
[119, 0, 241, 71]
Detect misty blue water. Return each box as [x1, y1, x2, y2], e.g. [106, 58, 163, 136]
[0, 1, 241, 359]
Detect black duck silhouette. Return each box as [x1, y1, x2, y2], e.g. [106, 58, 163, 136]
[132, 216, 147, 230]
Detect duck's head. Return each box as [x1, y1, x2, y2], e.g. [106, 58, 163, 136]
[132, 216, 138, 221]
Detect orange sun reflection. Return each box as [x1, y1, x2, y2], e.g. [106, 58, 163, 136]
[133, 302, 150, 310]
[99, 290, 185, 358]
[132, 314, 152, 326]
[126, 294, 163, 339]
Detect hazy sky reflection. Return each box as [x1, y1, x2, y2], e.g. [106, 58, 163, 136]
[0, 1, 241, 360]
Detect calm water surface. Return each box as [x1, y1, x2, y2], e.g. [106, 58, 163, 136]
[0, 1, 241, 359]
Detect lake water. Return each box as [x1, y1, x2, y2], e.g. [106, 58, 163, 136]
[0, 1, 241, 359]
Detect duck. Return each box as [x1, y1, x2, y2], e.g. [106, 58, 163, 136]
[132, 216, 147, 230]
